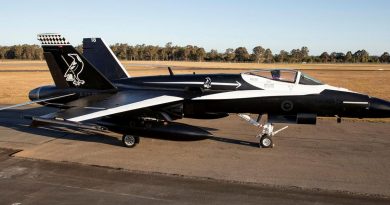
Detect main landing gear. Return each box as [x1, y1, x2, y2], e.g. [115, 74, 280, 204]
[122, 134, 140, 148]
[238, 114, 288, 148]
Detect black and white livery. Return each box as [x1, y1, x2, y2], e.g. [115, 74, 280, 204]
[2, 33, 390, 148]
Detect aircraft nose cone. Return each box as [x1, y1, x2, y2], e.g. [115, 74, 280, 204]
[369, 97, 390, 118]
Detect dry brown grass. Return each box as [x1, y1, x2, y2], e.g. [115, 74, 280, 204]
[0, 60, 48, 71]
[0, 60, 389, 105]
[0, 72, 53, 104]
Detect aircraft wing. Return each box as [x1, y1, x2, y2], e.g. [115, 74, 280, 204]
[55, 91, 183, 122]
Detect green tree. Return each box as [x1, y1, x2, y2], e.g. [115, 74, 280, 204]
[207, 49, 221, 61]
[187, 46, 195, 61]
[137, 44, 146, 60]
[380, 52, 390, 63]
[0, 46, 5, 59]
[5, 47, 15, 59]
[234, 47, 249, 62]
[290, 49, 301, 63]
[126, 46, 136, 60]
[252, 46, 265, 63]
[165, 42, 174, 61]
[264, 48, 273, 63]
[118, 44, 129, 60]
[174, 47, 186, 61]
[330, 52, 337, 63]
[300, 46, 309, 62]
[344, 51, 353, 63]
[320, 52, 330, 63]
[362, 50, 369, 63]
[33, 46, 43, 60]
[276, 50, 289, 63]
[224, 48, 235, 62]
[335, 52, 345, 63]
[157, 47, 168, 61]
[369, 56, 380, 63]
[195, 47, 206, 61]
[353, 50, 369, 63]
[13, 45, 23, 59]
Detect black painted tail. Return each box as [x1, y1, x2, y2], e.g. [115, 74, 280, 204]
[83, 38, 130, 80]
[38, 33, 116, 90]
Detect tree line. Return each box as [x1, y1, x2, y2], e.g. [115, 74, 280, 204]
[0, 45, 43, 60]
[1, 43, 389, 63]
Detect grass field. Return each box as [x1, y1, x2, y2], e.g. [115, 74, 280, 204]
[0, 60, 390, 105]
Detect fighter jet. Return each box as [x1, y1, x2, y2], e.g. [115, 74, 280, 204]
[1, 33, 390, 148]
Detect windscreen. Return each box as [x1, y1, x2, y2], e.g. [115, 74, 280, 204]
[246, 70, 298, 83]
[299, 73, 323, 85]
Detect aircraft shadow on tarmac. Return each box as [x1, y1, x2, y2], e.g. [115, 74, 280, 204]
[208, 136, 259, 148]
[0, 107, 259, 148]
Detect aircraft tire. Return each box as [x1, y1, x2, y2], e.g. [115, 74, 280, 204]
[259, 135, 274, 148]
[122, 134, 139, 148]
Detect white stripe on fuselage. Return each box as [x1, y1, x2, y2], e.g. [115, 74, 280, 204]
[68, 95, 182, 122]
[192, 90, 321, 100]
[144, 81, 241, 87]
[192, 83, 355, 100]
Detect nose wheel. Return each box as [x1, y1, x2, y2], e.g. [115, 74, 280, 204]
[257, 122, 276, 148]
[238, 114, 288, 148]
[259, 134, 274, 148]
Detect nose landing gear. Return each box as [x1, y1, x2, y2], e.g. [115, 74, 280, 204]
[238, 114, 288, 148]
[259, 134, 273, 148]
[257, 123, 275, 148]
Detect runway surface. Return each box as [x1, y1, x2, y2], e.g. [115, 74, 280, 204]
[0, 148, 388, 205]
[0, 106, 390, 204]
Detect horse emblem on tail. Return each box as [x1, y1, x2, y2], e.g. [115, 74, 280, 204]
[64, 54, 85, 86]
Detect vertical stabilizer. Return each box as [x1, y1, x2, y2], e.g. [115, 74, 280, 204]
[83, 38, 130, 80]
[37, 33, 116, 90]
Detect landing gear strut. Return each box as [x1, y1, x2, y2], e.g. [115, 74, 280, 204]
[122, 134, 140, 148]
[238, 114, 288, 148]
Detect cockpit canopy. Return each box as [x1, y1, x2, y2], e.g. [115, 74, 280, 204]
[244, 69, 323, 85]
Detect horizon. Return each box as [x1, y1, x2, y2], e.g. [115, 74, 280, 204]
[0, 0, 389, 55]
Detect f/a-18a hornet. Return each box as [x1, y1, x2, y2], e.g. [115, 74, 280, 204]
[1, 33, 390, 148]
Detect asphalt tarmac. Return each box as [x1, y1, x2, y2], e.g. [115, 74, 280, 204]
[1, 148, 389, 205]
[0, 106, 390, 204]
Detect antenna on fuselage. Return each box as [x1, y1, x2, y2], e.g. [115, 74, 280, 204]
[168, 67, 174, 76]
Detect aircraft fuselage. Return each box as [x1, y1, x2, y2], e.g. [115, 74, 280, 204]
[29, 72, 390, 123]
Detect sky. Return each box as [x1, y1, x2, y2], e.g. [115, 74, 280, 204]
[0, 0, 389, 55]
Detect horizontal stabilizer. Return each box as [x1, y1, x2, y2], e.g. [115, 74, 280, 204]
[0, 93, 76, 111]
[30, 116, 108, 131]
